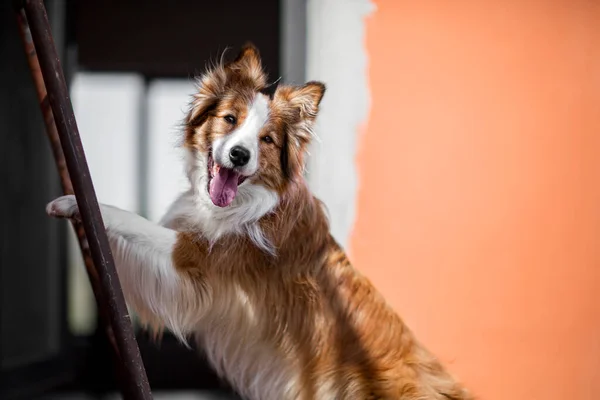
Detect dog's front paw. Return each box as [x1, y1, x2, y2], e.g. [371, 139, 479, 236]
[46, 195, 80, 220]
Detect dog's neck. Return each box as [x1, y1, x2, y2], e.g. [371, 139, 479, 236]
[160, 172, 328, 257]
[258, 182, 333, 258]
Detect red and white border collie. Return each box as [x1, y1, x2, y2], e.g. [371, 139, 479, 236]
[46, 44, 472, 400]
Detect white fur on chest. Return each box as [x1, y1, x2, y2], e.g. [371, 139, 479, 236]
[158, 150, 304, 398]
[195, 283, 304, 400]
[161, 195, 305, 399]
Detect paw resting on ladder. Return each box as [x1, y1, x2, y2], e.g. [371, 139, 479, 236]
[46, 194, 80, 220]
[46, 194, 128, 229]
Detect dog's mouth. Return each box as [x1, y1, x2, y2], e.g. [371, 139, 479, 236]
[207, 150, 248, 208]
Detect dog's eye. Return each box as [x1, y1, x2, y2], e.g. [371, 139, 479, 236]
[262, 135, 274, 144]
[224, 115, 237, 125]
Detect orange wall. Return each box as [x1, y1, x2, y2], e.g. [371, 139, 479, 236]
[350, 1, 600, 399]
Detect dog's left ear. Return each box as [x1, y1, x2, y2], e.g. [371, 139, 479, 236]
[289, 81, 325, 117]
[284, 81, 326, 142]
[230, 43, 266, 87]
[275, 81, 326, 179]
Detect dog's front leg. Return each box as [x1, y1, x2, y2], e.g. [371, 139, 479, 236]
[46, 195, 205, 342]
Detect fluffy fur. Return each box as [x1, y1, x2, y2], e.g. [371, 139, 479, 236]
[46, 44, 472, 400]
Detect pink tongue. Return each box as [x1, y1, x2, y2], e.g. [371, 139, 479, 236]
[209, 167, 240, 207]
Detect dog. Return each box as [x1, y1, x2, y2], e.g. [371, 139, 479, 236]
[46, 44, 472, 400]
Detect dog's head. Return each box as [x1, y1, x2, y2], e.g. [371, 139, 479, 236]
[184, 44, 325, 210]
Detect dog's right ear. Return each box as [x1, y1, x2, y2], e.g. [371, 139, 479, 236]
[233, 42, 261, 67]
[229, 43, 267, 88]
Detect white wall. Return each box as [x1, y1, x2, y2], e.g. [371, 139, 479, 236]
[71, 73, 144, 212]
[69, 73, 144, 333]
[305, 0, 375, 249]
[146, 80, 195, 223]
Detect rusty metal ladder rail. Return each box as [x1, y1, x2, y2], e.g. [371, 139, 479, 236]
[13, 1, 153, 398]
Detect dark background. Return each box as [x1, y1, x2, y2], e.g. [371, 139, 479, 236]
[1, 0, 280, 398]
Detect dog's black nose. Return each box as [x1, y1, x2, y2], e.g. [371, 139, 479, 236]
[229, 146, 250, 167]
